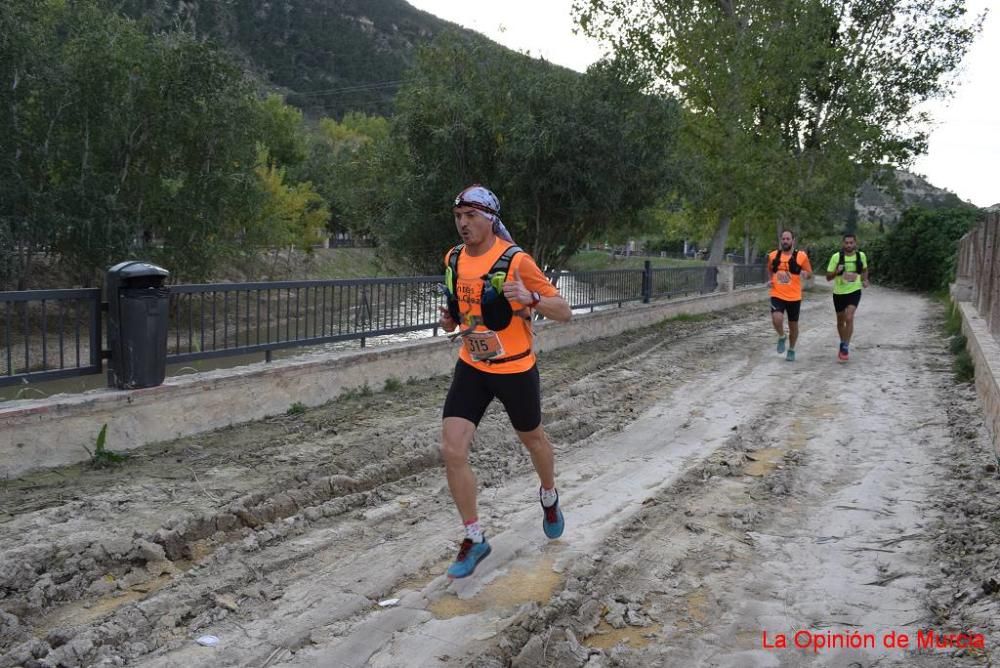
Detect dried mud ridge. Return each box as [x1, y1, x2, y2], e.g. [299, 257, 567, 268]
[469, 310, 1000, 668]
[1, 306, 750, 667]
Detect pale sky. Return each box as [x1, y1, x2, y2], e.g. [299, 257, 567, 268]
[408, 0, 998, 208]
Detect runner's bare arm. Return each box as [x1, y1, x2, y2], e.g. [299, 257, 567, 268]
[531, 293, 572, 322]
[503, 267, 572, 322]
[799, 253, 812, 281]
[826, 256, 841, 281]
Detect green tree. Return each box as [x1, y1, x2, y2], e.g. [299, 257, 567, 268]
[258, 94, 309, 168]
[0, 0, 79, 289]
[379, 35, 681, 271]
[297, 112, 392, 238]
[247, 147, 329, 269]
[1, 0, 329, 287]
[575, 0, 984, 264]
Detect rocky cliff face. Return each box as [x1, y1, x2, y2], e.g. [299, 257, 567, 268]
[856, 169, 973, 225]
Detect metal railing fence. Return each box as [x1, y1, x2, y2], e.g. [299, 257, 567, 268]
[650, 266, 716, 298]
[552, 269, 646, 309]
[1, 289, 102, 388]
[166, 277, 443, 364]
[734, 263, 767, 288]
[2, 263, 767, 388]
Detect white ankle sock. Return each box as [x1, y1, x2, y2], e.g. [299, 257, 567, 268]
[540, 486, 558, 508]
[464, 520, 484, 543]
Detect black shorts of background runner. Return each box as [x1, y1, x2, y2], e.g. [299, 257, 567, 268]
[769, 297, 802, 322]
[833, 290, 862, 313]
[442, 360, 541, 432]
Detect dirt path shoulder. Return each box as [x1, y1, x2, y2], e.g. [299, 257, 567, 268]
[2, 286, 999, 668]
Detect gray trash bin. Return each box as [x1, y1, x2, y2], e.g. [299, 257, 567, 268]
[106, 261, 170, 389]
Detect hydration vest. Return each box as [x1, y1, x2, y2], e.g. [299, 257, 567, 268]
[771, 249, 802, 275]
[837, 250, 866, 275]
[444, 243, 523, 331]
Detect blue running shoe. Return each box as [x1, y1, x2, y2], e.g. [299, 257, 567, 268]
[541, 494, 565, 539]
[447, 537, 491, 579]
[785, 349, 796, 362]
[776, 336, 787, 354]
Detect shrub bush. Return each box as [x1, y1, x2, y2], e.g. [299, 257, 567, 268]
[875, 206, 980, 291]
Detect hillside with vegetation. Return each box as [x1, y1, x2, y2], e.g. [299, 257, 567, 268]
[1, 0, 986, 293]
[112, 0, 492, 118]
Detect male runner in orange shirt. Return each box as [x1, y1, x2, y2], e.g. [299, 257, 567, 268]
[438, 185, 572, 578]
[766, 229, 813, 362]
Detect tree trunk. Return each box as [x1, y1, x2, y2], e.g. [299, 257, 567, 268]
[704, 212, 733, 292]
[707, 212, 732, 266]
[743, 220, 751, 264]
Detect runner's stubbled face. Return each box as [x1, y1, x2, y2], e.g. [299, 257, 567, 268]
[842, 236, 858, 254]
[454, 206, 494, 249]
[780, 231, 794, 252]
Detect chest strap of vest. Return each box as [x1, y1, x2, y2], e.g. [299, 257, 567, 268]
[445, 244, 465, 324]
[837, 250, 865, 274]
[772, 249, 801, 274]
[446, 243, 524, 331]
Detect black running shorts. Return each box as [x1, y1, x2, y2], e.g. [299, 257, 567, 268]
[442, 360, 542, 432]
[833, 290, 862, 313]
[769, 297, 802, 322]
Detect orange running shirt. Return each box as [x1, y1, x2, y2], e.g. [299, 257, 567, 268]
[767, 250, 812, 302]
[446, 240, 558, 374]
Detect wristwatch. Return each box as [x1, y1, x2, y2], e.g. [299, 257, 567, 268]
[528, 291, 541, 307]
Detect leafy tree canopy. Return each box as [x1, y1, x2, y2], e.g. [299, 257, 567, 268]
[0, 0, 332, 287]
[373, 35, 683, 272]
[574, 0, 984, 263]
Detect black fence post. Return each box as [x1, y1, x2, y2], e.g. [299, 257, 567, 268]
[642, 261, 652, 304]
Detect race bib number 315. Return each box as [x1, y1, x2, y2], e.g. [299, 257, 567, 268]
[464, 331, 504, 361]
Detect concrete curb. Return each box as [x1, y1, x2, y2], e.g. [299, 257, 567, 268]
[1, 285, 766, 478]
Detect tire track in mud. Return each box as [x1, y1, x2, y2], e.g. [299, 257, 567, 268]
[291, 327, 816, 668]
[465, 292, 1000, 668]
[1, 302, 768, 666]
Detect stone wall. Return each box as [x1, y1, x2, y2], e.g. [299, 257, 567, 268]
[953, 292, 1000, 460]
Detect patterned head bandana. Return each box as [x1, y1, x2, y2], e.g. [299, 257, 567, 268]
[453, 185, 513, 243]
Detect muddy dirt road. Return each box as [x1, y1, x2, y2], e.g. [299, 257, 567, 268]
[3, 286, 1000, 667]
